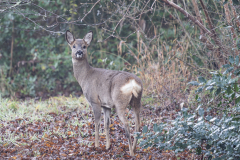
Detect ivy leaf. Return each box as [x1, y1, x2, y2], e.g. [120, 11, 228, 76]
[231, 93, 235, 100]
[142, 125, 148, 134]
[233, 83, 239, 92]
[226, 86, 233, 94]
[153, 124, 159, 132]
[223, 67, 233, 75]
[222, 64, 230, 68]
[188, 81, 199, 86]
[196, 86, 203, 93]
[206, 144, 211, 150]
[229, 56, 234, 64]
[237, 38, 240, 50]
[215, 87, 221, 96]
[206, 86, 213, 90]
[198, 108, 204, 116]
[210, 117, 217, 122]
[198, 76, 206, 83]
[235, 55, 239, 65]
[233, 68, 240, 76]
[235, 93, 240, 104]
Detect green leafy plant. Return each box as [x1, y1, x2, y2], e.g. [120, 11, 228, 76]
[138, 56, 240, 159]
[138, 107, 240, 159]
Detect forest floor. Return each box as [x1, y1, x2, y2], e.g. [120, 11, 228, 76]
[0, 96, 200, 159]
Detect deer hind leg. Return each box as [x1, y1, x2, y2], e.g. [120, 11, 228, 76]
[132, 100, 141, 153]
[103, 107, 111, 149]
[116, 105, 134, 156]
[92, 104, 102, 148]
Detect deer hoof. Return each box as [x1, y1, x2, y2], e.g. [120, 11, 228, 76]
[106, 144, 110, 150]
[130, 151, 134, 156]
[95, 143, 99, 148]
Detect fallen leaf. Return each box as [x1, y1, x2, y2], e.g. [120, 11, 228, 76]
[148, 155, 152, 160]
[67, 131, 73, 135]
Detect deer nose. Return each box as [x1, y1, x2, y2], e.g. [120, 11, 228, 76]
[76, 51, 83, 55]
[76, 51, 83, 58]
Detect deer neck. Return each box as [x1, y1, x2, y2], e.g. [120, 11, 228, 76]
[72, 58, 92, 86]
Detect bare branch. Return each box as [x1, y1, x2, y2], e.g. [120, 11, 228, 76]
[9, 1, 65, 34]
[80, 0, 101, 22]
[229, 0, 240, 32]
[191, 0, 214, 50]
[0, 0, 30, 4]
[162, 0, 229, 67]
[223, 0, 238, 56]
[161, 0, 212, 36]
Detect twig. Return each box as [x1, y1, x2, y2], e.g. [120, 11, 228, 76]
[139, 0, 151, 19]
[223, 1, 238, 56]
[112, 0, 135, 35]
[10, 21, 14, 76]
[229, 0, 240, 32]
[6, 1, 65, 34]
[191, 0, 203, 33]
[162, 0, 229, 67]
[0, 0, 30, 4]
[199, 0, 226, 66]
[161, 0, 212, 36]
[151, 0, 156, 10]
[80, 0, 101, 22]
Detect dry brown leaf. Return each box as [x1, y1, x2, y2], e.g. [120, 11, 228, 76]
[67, 131, 72, 135]
[148, 155, 152, 160]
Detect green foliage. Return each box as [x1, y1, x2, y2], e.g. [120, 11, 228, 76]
[0, 0, 143, 97]
[138, 108, 240, 159]
[8, 101, 19, 112]
[192, 56, 240, 113]
[0, 0, 238, 99]
[138, 56, 240, 159]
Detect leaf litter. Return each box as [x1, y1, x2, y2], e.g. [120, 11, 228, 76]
[0, 96, 199, 159]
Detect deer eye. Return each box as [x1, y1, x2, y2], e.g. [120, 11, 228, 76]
[73, 45, 76, 48]
[83, 46, 86, 49]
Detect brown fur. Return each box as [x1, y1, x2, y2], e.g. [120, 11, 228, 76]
[66, 30, 143, 156]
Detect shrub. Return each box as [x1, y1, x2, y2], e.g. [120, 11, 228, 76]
[138, 56, 240, 159]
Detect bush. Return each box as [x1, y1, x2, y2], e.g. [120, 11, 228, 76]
[138, 56, 240, 159]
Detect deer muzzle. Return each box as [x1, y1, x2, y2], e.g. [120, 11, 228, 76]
[76, 51, 83, 58]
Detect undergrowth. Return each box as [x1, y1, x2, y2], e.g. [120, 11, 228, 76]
[139, 56, 240, 159]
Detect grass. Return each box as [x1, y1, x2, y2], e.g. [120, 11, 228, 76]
[0, 95, 91, 146]
[0, 95, 89, 122]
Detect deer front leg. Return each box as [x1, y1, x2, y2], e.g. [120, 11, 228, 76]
[92, 104, 102, 148]
[103, 107, 111, 149]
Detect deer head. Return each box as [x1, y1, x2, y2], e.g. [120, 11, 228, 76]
[65, 30, 93, 60]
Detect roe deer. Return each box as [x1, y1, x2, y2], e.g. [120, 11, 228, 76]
[65, 30, 142, 156]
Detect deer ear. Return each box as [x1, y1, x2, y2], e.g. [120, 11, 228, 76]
[83, 31, 93, 46]
[66, 30, 75, 44]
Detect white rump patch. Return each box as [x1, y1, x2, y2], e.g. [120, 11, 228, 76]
[121, 79, 142, 97]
